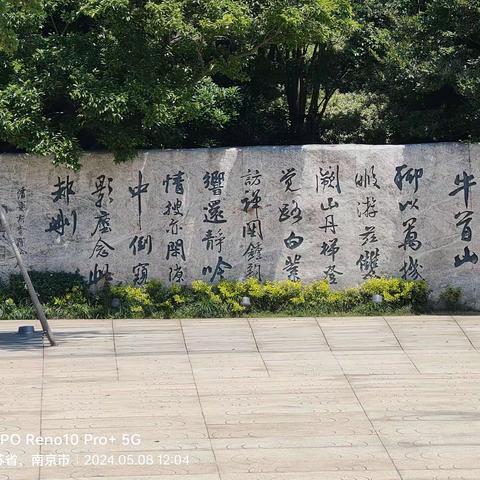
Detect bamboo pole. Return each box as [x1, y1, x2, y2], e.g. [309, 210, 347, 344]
[0, 207, 57, 346]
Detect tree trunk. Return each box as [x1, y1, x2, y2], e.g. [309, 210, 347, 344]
[305, 81, 321, 143]
[285, 49, 307, 143]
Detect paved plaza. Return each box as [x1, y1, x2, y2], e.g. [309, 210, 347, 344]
[1, 315, 480, 479]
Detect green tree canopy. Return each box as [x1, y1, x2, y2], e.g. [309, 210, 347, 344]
[0, 0, 354, 167]
[0, 1, 479, 167]
[358, 0, 480, 142]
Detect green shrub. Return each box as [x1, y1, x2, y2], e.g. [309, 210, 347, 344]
[0, 297, 35, 320]
[439, 286, 462, 311]
[184, 281, 231, 318]
[410, 281, 430, 313]
[145, 280, 170, 305]
[0, 273, 435, 319]
[360, 277, 429, 312]
[47, 286, 100, 319]
[252, 280, 302, 312]
[8, 271, 87, 304]
[108, 284, 153, 318]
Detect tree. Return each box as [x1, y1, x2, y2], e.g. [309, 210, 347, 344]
[234, 0, 357, 144]
[260, 1, 357, 143]
[359, 0, 480, 143]
[0, 0, 253, 167]
[0, 0, 356, 166]
[0, 0, 43, 53]
[2, 1, 477, 166]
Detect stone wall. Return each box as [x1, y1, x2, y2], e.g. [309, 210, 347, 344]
[0, 143, 478, 308]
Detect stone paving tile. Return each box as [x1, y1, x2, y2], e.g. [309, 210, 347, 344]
[348, 375, 480, 419]
[41, 425, 209, 451]
[200, 390, 368, 428]
[207, 415, 375, 438]
[211, 433, 382, 449]
[40, 477, 221, 480]
[40, 436, 212, 455]
[115, 353, 194, 382]
[249, 317, 328, 352]
[189, 352, 268, 379]
[1, 316, 480, 479]
[181, 319, 257, 352]
[42, 380, 197, 401]
[261, 351, 342, 377]
[42, 414, 206, 431]
[221, 474, 401, 480]
[214, 445, 395, 474]
[43, 324, 115, 358]
[0, 446, 40, 466]
[1, 468, 42, 480]
[114, 320, 186, 355]
[1, 385, 42, 406]
[0, 320, 42, 330]
[318, 317, 401, 351]
[347, 373, 480, 391]
[386, 316, 474, 351]
[400, 471, 480, 480]
[375, 419, 480, 439]
[42, 357, 118, 383]
[44, 477, 222, 480]
[453, 316, 480, 349]
[37, 449, 218, 478]
[0, 330, 43, 365]
[406, 349, 480, 373]
[386, 444, 480, 470]
[334, 351, 419, 375]
[41, 390, 204, 420]
[195, 375, 358, 396]
[47, 319, 113, 327]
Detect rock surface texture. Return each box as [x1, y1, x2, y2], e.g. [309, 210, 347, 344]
[0, 143, 478, 307]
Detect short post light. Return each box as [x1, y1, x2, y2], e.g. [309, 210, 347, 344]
[372, 294, 383, 305]
[111, 297, 121, 310]
[241, 296, 251, 311]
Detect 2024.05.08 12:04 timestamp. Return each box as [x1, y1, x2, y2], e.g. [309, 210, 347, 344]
[80, 454, 190, 466]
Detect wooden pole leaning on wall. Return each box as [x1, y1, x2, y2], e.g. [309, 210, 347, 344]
[0, 207, 57, 346]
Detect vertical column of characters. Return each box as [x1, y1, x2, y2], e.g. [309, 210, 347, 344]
[316, 165, 342, 285]
[394, 164, 425, 280]
[88, 175, 115, 286]
[355, 165, 381, 280]
[162, 170, 186, 283]
[449, 171, 478, 268]
[15, 186, 28, 255]
[0, 185, 29, 264]
[278, 168, 304, 281]
[240, 168, 263, 281]
[128, 171, 151, 285]
[45, 175, 78, 242]
[200, 170, 231, 283]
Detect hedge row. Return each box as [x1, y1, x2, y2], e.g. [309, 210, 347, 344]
[0, 272, 430, 319]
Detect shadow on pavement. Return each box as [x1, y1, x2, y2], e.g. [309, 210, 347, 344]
[0, 331, 43, 351]
[0, 329, 111, 352]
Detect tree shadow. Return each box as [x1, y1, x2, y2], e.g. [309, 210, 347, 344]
[0, 329, 112, 352]
[0, 331, 43, 351]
